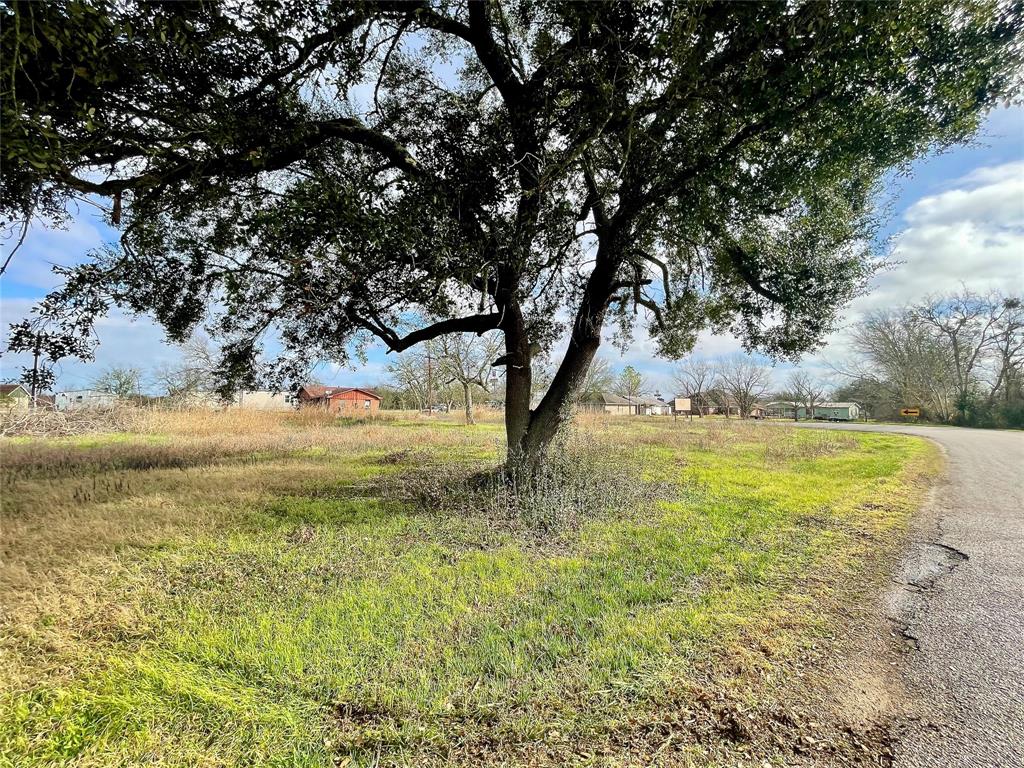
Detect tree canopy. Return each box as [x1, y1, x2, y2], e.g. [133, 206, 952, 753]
[3, 0, 1022, 467]
[613, 366, 647, 401]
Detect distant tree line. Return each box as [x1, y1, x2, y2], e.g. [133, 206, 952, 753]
[837, 289, 1024, 427]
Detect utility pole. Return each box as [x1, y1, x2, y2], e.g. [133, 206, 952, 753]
[28, 332, 41, 408]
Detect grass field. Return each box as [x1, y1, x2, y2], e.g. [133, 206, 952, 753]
[0, 410, 938, 767]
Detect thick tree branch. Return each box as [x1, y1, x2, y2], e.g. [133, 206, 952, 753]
[640, 251, 672, 309]
[382, 312, 503, 353]
[582, 161, 609, 229]
[58, 117, 424, 196]
[721, 238, 785, 304]
[466, 0, 525, 107]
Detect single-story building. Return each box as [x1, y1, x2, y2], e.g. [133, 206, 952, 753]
[0, 384, 31, 410]
[229, 390, 297, 411]
[800, 402, 861, 421]
[297, 385, 381, 415]
[635, 395, 672, 416]
[764, 400, 799, 419]
[579, 392, 636, 415]
[55, 390, 120, 411]
[762, 401, 861, 421]
[579, 392, 671, 416]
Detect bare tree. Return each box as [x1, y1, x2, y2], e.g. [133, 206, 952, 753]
[387, 350, 430, 411]
[914, 290, 1005, 419]
[91, 366, 143, 400]
[786, 370, 828, 421]
[717, 356, 772, 418]
[672, 358, 717, 416]
[437, 332, 503, 424]
[577, 357, 615, 402]
[839, 292, 1024, 426]
[983, 297, 1024, 408]
[387, 343, 461, 413]
[845, 310, 956, 421]
[150, 334, 222, 401]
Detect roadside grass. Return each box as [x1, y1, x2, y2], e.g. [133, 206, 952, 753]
[0, 414, 939, 766]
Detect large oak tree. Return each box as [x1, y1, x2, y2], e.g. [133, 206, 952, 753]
[3, 0, 1021, 471]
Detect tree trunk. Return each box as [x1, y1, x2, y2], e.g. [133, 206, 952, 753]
[501, 222, 627, 478]
[463, 382, 475, 425]
[502, 304, 533, 457]
[507, 265, 612, 476]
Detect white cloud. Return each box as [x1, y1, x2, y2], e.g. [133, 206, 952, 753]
[859, 161, 1022, 311]
[953, 159, 1024, 189]
[811, 158, 1024, 371]
[904, 164, 1024, 229]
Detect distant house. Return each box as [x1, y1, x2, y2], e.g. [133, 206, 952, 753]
[762, 401, 860, 421]
[297, 385, 381, 415]
[635, 395, 672, 416]
[579, 392, 638, 415]
[229, 390, 296, 411]
[55, 390, 120, 411]
[0, 384, 31, 411]
[579, 392, 670, 416]
[764, 400, 798, 419]
[800, 402, 861, 421]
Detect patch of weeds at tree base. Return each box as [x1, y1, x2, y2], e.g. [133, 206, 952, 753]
[0, 416, 938, 767]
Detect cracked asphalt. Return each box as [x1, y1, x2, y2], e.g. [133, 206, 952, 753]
[798, 422, 1024, 767]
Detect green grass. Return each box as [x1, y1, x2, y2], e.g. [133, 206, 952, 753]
[0, 417, 937, 767]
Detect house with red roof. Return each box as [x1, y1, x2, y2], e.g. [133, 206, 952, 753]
[296, 385, 381, 415]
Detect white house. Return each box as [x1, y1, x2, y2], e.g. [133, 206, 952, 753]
[801, 402, 861, 421]
[229, 390, 297, 411]
[579, 392, 671, 416]
[55, 390, 120, 411]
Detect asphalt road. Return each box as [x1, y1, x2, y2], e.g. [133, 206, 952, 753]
[798, 422, 1024, 767]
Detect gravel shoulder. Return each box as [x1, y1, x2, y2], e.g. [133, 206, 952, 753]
[796, 422, 1024, 768]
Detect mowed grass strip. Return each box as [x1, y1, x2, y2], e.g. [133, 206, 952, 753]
[0, 415, 937, 767]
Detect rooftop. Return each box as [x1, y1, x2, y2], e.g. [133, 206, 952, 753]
[300, 385, 380, 399]
[587, 392, 667, 406]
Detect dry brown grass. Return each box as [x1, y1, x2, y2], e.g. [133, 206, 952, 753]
[0, 409, 502, 622]
[574, 412, 859, 458]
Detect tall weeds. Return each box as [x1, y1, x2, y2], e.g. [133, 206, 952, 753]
[385, 428, 668, 533]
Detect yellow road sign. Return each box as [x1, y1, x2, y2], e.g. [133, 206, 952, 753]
[899, 408, 921, 417]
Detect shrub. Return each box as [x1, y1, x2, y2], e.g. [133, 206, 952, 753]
[384, 428, 668, 533]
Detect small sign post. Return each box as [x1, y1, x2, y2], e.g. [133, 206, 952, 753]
[899, 407, 921, 418]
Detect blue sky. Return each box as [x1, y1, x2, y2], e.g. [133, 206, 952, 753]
[2, 106, 1022, 394]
